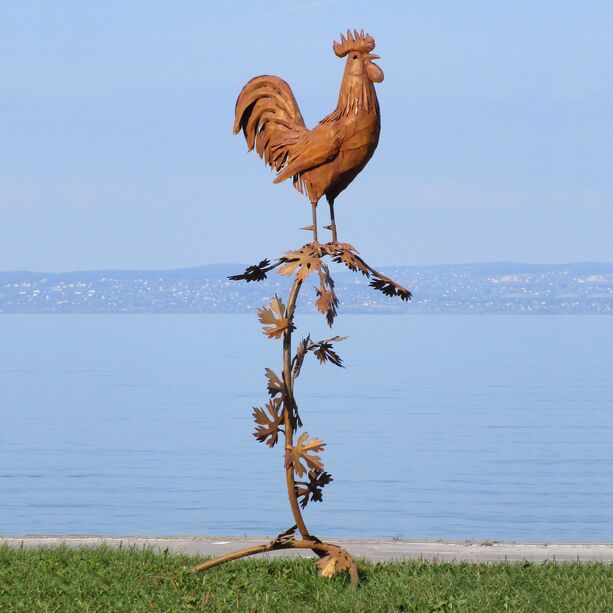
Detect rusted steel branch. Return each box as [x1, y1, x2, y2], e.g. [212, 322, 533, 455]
[282, 275, 310, 539]
[194, 535, 358, 586]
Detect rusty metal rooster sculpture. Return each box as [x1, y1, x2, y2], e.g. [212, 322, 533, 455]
[195, 31, 411, 587]
[233, 29, 384, 243]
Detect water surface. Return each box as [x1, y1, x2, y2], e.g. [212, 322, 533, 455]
[1, 314, 611, 540]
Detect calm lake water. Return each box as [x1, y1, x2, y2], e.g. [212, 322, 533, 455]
[1, 314, 612, 541]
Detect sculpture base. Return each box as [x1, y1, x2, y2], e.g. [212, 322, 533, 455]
[194, 528, 358, 586]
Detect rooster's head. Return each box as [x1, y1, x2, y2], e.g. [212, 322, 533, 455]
[333, 29, 384, 84]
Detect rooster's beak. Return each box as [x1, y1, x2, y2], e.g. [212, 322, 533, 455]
[366, 54, 380, 61]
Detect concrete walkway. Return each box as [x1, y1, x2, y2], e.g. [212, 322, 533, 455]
[3, 536, 613, 563]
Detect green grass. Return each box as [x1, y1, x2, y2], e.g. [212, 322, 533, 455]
[1, 545, 611, 612]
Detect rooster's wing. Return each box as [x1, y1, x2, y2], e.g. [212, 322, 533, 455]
[234, 76, 342, 195]
[273, 122, 342, 185]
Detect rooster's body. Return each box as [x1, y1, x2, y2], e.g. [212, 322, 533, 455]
[233, 30, 384, 242]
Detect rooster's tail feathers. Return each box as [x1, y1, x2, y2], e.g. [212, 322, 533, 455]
[233, 75, 307, 171]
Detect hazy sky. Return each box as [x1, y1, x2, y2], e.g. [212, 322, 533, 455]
[1, 1, 612, 271]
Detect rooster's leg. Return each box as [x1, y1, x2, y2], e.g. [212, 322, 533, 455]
[311, 201, 318, 243]
[330, 200, 336, 243]
[326, 199, 338, 243]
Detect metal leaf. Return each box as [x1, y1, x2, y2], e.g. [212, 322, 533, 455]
[252, 398, 284, 447]
[323, 243, 370, 277]
[286, 432, 326, 478]
[258, 295, 292, 339]
[289, 397, 303, 431]
[313, 342, 344, 367]
[322, 243, 413, 301]
[315, 264, 339, 327]
[316, 549, 354, 578]
[369, 275, 412, 301]
[228, 258, 282, 282]
[295, 470, 333, 509]
[264, 368, 285, 397]
[292, 336, 311, 380]
[308, 335, 348, 368]
[278, 246, 322, 281]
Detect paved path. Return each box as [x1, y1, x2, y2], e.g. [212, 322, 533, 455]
[3, 536, 613, 563]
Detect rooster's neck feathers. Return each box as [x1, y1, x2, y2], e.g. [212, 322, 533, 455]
[322, 75, 378, 124]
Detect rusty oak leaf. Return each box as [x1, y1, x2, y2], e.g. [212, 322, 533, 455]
[313, 343, 343, 367]
[278, 246, 322, 281]
[369, 275, 412, 301]
[289, 398, 303, 430]
[310, 336, 348, 368]
[326, 243, 370, 277]
[320, 241, 359, 258]
[286, 432, 326, 478]
[315, 264, 339, 327]
[316, 548, 355, 578]
[228, 258, 282, 282]
[292, 336, 310, 380]
[258, 295, 292, 339]
[314, 343, 342, 367]
[264, 368, 285, 397]
[252, 398, 284, 447]
[323, 243, 413, 302]
[293, 335, 347, 377]
[315, 287, 337, 326]
[264, 367, 302, 428]
[295, 470, 333, 509]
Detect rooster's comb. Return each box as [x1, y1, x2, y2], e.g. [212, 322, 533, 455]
[333, 29, 375, 58]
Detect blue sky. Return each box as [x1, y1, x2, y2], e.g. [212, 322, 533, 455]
[1, 1, 611, 271]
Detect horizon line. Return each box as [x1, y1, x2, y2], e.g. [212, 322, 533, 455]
[2, 260, 613, 276]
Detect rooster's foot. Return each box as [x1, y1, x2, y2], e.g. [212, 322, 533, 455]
[323, 224, 338, 244]
[300, 225, 319, 244]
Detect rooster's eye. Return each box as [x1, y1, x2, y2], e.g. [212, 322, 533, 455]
[353, 55, 358, 60]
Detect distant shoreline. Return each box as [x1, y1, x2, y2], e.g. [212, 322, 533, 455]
[1, 311, 612, 316]
[2, 262, 612, 315]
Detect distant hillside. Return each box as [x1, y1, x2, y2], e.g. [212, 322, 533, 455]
[1, 262, 612, 314]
